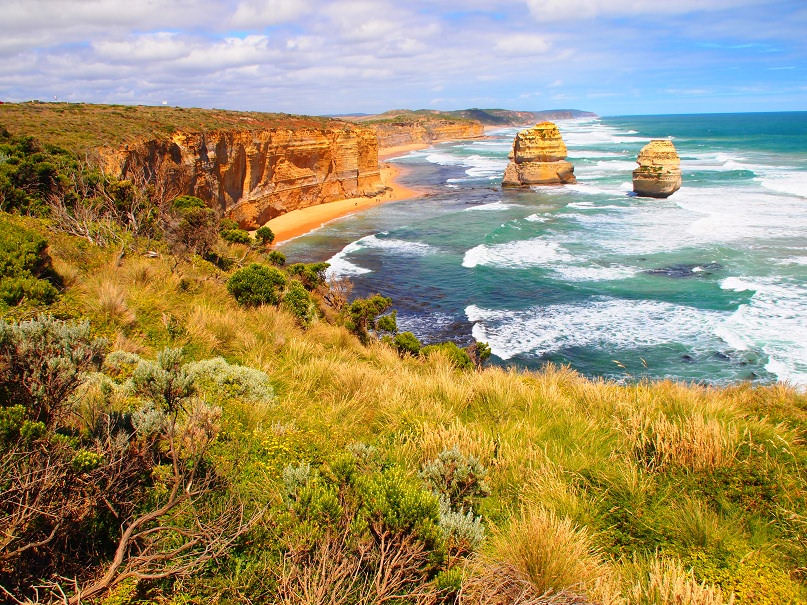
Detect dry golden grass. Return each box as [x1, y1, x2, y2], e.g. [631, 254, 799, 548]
[619, 408, 740, 472]
[624, 558, 733, 605]
[485, 507, 619, 603]
[24, 223, 807, 604]
[95, 277, 136, 326]
[0, 102, 338, 153]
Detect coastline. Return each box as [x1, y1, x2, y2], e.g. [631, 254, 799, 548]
[378, 143, 432, 160]
[264, 162, 425, 244]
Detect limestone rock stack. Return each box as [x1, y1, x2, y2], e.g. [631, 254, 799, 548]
[632, 140, 682, 198]
[502, 121, 576, 187]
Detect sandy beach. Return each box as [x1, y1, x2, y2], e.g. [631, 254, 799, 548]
[378, 143, 432, 160]
[263, 162, 425, 244]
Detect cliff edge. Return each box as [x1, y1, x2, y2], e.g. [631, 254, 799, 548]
[101, 125, 383, 229]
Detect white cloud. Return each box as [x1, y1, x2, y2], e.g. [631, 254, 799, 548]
[0, 0, 802, 115]
[495, 34, 551, 55]
[230, 0, 307, 28]
[524, 0, 764, 21]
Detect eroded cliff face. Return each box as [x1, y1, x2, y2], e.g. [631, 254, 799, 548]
[632, 139, 681, 198]
[100, 126, 383, 229]
[502, 122, 576, 187]
[369, 119, 484, 149]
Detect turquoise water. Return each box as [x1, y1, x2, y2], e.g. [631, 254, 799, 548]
[279, 112, 807, 387]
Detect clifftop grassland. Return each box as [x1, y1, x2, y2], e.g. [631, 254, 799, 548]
[0, 115, 806, 605]
[0, 102, 338, 153]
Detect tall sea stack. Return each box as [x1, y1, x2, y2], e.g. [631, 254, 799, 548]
[502, 121, 576, 187]
[632, 139, 682, 198]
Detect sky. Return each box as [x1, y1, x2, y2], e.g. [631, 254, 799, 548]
[1, 0, 805, 116]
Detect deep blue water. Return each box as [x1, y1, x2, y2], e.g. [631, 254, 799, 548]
[280, 112, 807, 387]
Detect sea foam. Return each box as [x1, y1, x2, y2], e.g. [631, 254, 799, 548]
[716, 276, 807, 387]
[326, 233, 437, 277]
[465, 299, 725, 361]
[462, 238, 573, 269]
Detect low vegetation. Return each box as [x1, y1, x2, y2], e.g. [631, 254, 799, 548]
[0, 124, 805, 605]
[0, 103, 341, 154]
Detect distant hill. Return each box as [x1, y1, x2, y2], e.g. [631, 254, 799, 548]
[349, 109, 478, 124]
[349, 108, 597, 127]
[445, 108, 597, 125]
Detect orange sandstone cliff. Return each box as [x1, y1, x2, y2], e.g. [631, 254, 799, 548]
[101, 125, 384, 229]
[368, 118, 484, 149]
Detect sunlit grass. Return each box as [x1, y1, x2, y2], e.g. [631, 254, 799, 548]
[27, 222, 807, 603]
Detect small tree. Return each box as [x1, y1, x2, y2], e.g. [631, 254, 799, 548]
[287, 262, 329, 291]
[323, 276, 353, 311]
[0, 316, 106, 424]
[171, 195, 206, 210]
[393, 331, 421, 356]
[220, 228, 252, 245]
[345, 294, 395, 344]
[420, 447, 490, 513]
[219, 218, 239, 232]
[165, 196, 218, 258]
[266, 250, 286, 266]
[256, 226, 275, 246]
[466, 341, 492, 369]
[421, 342, 473, 370]
[282, 279, 317, 326]
[227, 263, 287, 306]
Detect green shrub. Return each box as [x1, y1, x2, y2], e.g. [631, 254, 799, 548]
[421, 342, 473, 370]
[393, 331, 421, 356]
[0, 316, 106, 424]
[129, 347, 195, 413]
[466, 341, 491, 367]
[71, 449, 103, 472]
[0, 404, 26, 441]
[256, 226, 275, 245]
[282, 279, 317, 326]
[0, 274, 58, 305]
[354, 467, 442, 550]
[166, 205, 219, 258]
[227, 263, 286, 306]
[221, 228, 252, 245]
[438, 501, 485, 553]
[266, 250, 286, 266]
[287, 262, 329, 291]
[218, 218, 239, 232]
[345, 293, 394, 344]
[184, 356, 274, 402]
[0, 131, 70, 215]
[19, 419, 46, 442]
[434, 567, 464, 597]
[0, 218, 59, 306]
[420, 447, 490, 512]
[171, 195, 206, 210]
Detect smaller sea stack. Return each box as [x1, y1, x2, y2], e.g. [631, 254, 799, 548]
[632, 139, 682, 198]
[502, 121, 576, 187]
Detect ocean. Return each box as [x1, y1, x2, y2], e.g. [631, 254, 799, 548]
[278, 112, 807, 388]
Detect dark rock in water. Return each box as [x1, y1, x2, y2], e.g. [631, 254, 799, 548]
[644, 262, 722, 278]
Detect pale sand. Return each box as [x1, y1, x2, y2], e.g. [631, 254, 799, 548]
[378, 142, 432, 160]
[263, 163, 425, 244]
